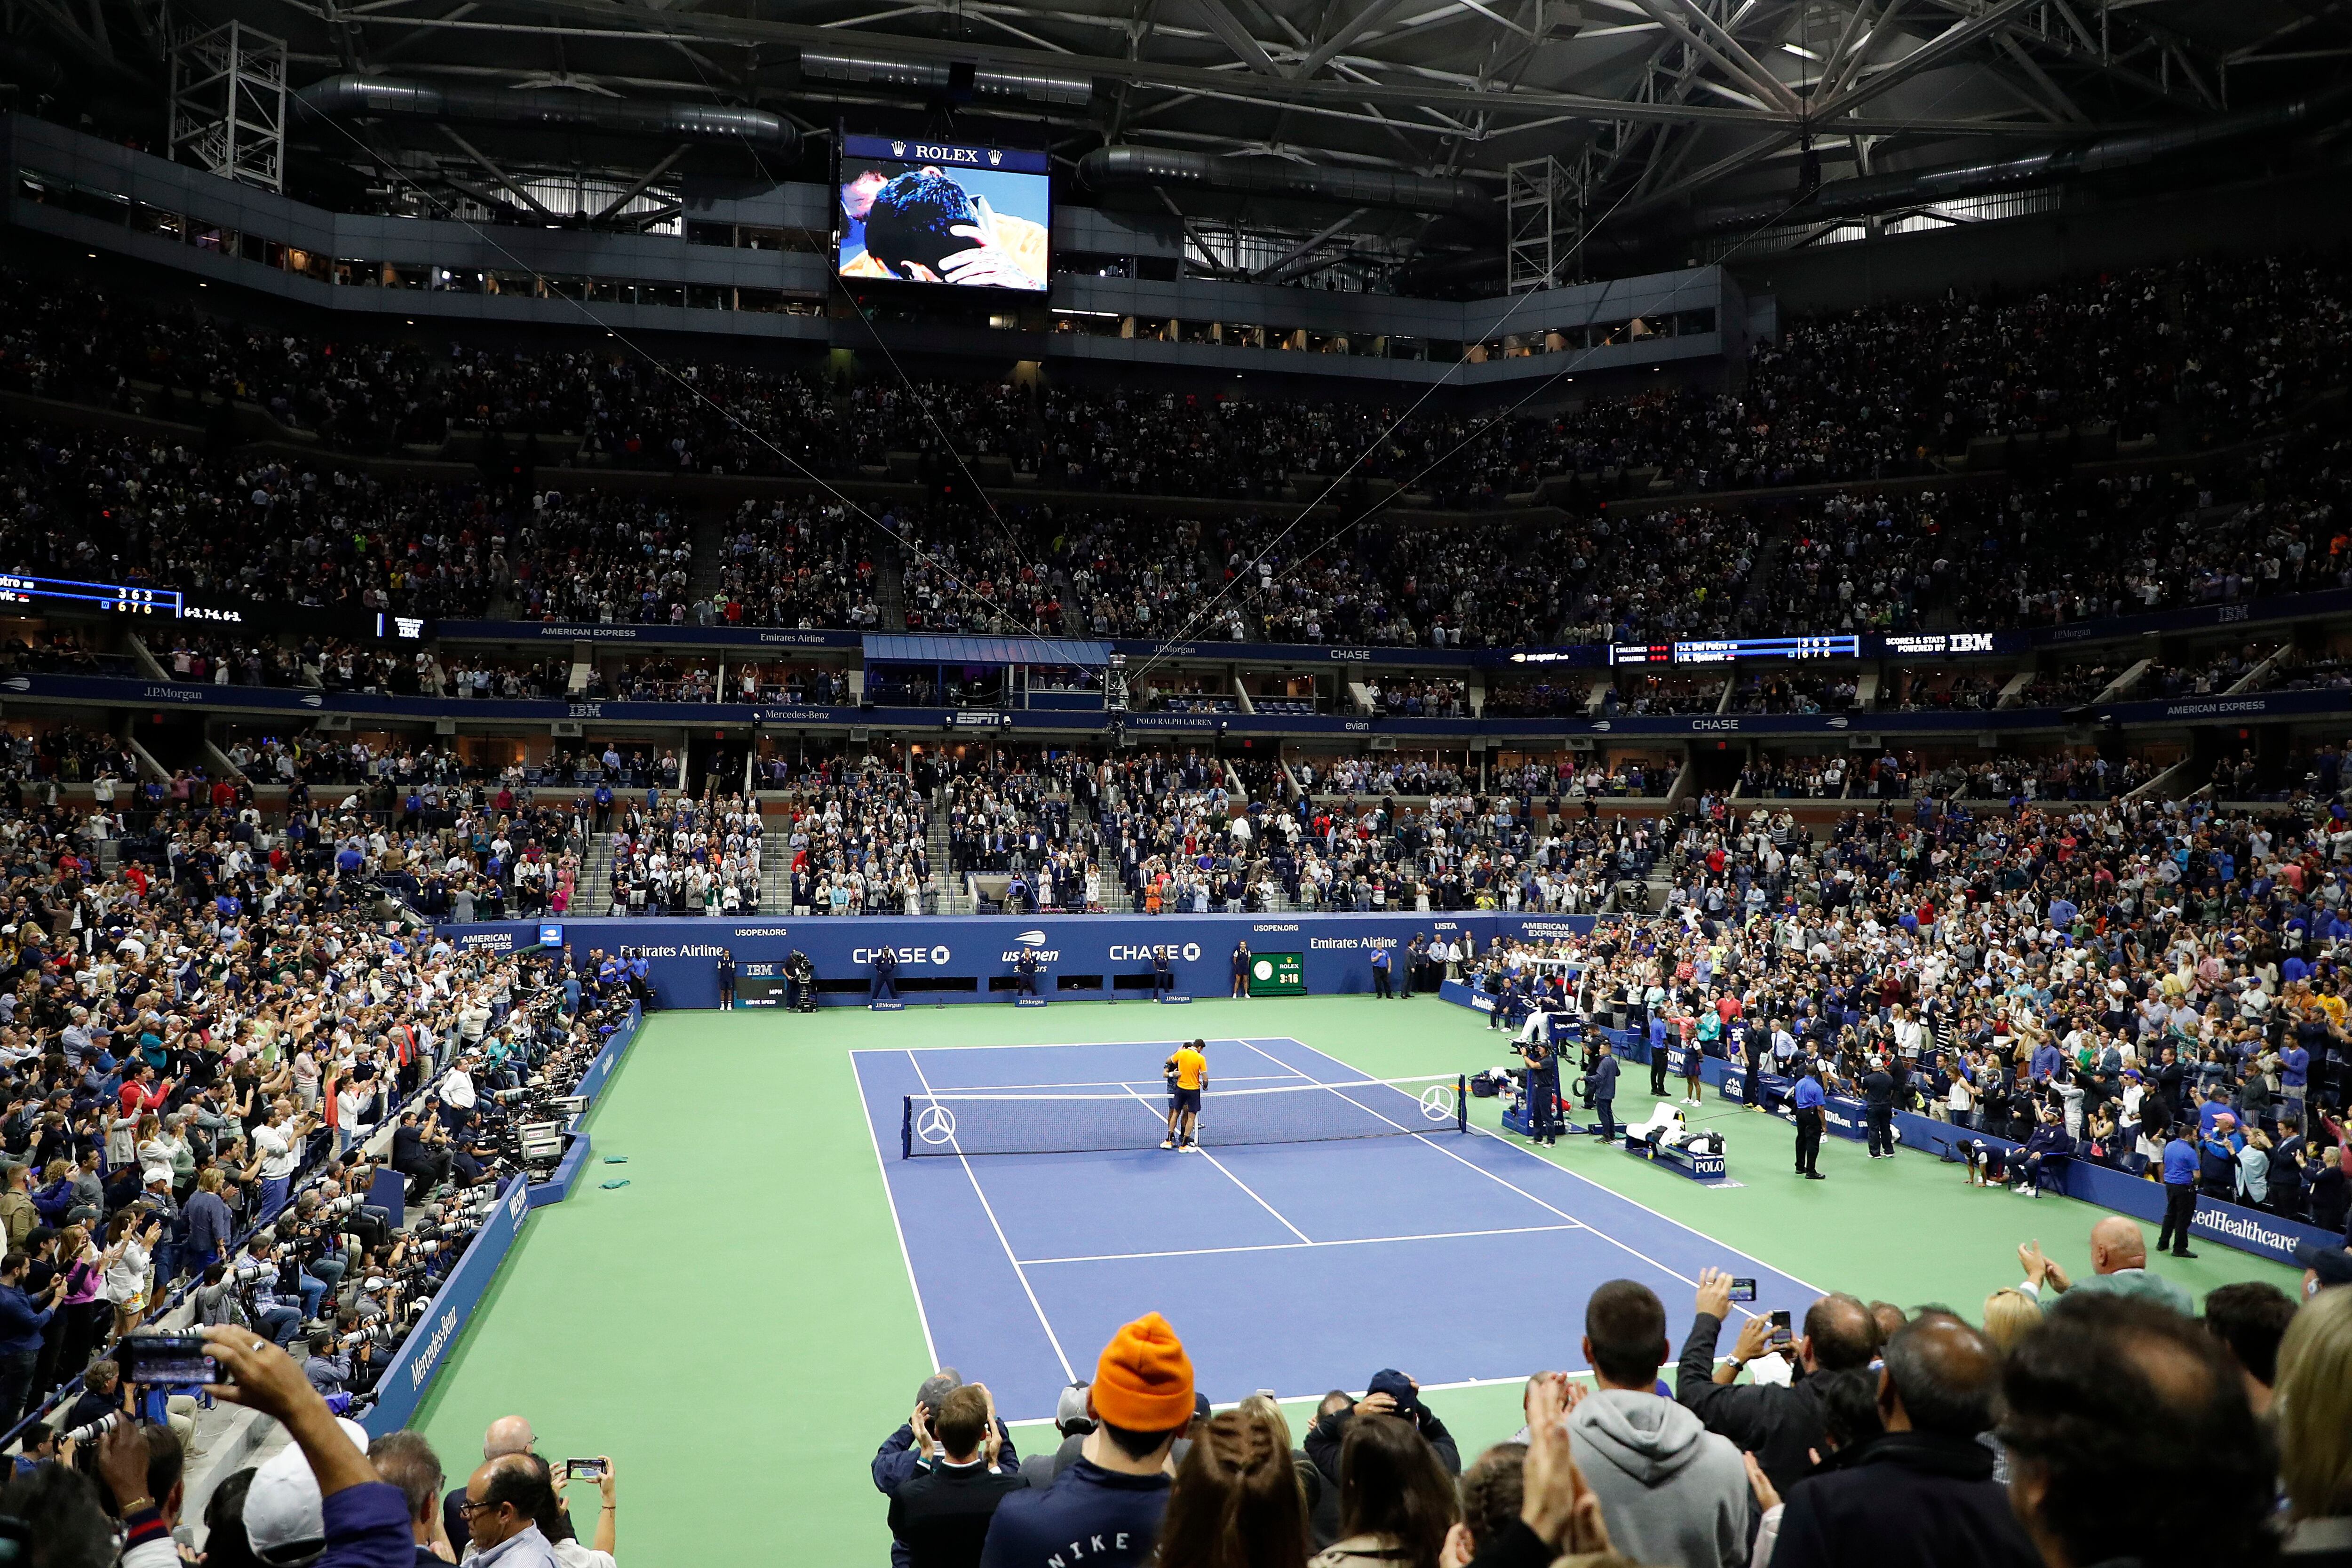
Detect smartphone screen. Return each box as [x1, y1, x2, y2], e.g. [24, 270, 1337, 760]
[566, 1459, 605, 1481]
[117, 1335, 226, 1387]
[1727, 1278, 1758, 1303]
[1768, 1309, 1794, 1343]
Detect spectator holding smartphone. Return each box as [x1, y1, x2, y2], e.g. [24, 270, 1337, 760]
[890, 1385, 1024, 1568]
[548, 1455, 619, 1568]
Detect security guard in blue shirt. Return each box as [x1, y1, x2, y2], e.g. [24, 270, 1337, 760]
[1792, 1066, 1828, 1179]
[1015, 945, 1043, 998]
[1524, 1035, 1561, 1146]
[1152, 946, 1175, 998]
[870, 945, 898, 1002]
[2157, 1127, 2201, 1257]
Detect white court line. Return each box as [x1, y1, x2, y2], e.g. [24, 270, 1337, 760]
[850, 1035, 1206, 1056]
[1021, 1221, 1586, 1266]
[1113, 1082, 1314, 1245]
[1241, 1037, 1810, 1304]
[850, 1051, 941, 1373]
[903, 1049, 1078, 1383]
[904, 1072, 1297, 1094]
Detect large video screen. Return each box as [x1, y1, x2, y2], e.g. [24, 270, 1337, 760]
[837, 133, 1050, 293]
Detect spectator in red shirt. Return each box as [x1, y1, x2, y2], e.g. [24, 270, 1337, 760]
[119, 1064, 172, 1119]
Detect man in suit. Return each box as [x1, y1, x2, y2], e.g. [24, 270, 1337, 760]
[1588, 1037, 1621, 1144]
[887, 1384, 1025, 1568]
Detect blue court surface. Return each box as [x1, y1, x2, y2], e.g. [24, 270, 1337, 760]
[852, 1036, 1817, 1423]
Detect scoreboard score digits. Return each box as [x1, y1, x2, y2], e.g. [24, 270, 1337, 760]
[0, 575, 185, 616]
[1609, 636, 1861, 666]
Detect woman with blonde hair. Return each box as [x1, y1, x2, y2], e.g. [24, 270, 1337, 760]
[1157, 1405, 1312, 1568]
[2274, 1280, 2352, 1559]
[102, 1207, 162, 1336]
[1980, 1287, 2043, 1354]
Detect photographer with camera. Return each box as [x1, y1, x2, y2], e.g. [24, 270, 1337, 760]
[229, 1235, 309, 1348]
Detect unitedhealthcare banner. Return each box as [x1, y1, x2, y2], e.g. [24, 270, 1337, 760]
[444, 912, 1602, 1010]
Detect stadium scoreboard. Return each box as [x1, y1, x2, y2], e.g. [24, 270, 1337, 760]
[1609, 636, 1861, 666]
[0, 574, 185, 616]
[1248, 952, 1305, 997]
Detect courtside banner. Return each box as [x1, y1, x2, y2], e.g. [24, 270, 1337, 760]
[438, 913, 1604, 1010]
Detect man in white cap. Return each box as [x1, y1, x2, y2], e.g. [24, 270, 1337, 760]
[198, 1324, 411, 1567]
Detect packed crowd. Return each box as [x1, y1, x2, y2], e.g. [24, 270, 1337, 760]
[601, 792, 764, 917]
[4, 248, 2345, 655]
[869, 1253, 2349, 1568]
[0, 777, 640, 1439]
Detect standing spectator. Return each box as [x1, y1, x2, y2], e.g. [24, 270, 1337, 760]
[889, 1384, 1025, 1568]
[1676, 1269, 1878, 1493]
[2274, 1282, 2352, 1559]
[1308, 1412, 1457, 1568]
[1153, 1405, 1311, 1568]
[371, 1430, 458, 1567]
[1565, 1281, 1748, 1568]
[1441, 1443, 1526, 1568]
[1762, 1315, 2037, 1568]
[2000, 1295, 2275, 1568]
[980, 1313, 1192, 1568]
[1370, 947, 1392, 1000]
[0, 1248, 60, 1428]
[2202, 1281, 2298, 1417]
[1308, 1371, 1461, 1483]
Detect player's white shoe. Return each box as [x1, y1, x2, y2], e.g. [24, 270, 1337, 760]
[1160, 1138, 1176, 1150]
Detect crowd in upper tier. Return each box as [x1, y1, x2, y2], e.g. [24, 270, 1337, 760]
[0, 247, 2345, 650]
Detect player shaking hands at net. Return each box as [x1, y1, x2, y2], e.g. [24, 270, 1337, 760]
[1162, 1039, 1208, 1150]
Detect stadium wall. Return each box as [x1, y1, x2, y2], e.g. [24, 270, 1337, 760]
[439, 913, 1601, 1010]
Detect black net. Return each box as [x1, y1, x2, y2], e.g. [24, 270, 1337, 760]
[901, 1073, 1468, 1156]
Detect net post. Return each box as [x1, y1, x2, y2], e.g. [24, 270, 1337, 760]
[901, 1095, 913, 1160]
[1455, 1074, 1467, 1133]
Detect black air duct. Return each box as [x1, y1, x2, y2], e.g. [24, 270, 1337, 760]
[1079, 145, 1490, 217]
[294, 74, 798, 154]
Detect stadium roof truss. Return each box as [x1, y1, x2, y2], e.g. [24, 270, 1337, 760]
[28, 0, 2350, 262]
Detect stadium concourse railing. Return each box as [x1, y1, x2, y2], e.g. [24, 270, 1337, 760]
[1438, 984, 2341, 1275]
[1, 651, 2347, 742]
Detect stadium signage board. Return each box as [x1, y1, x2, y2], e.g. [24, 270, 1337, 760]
[1248, 952, 1306, 997]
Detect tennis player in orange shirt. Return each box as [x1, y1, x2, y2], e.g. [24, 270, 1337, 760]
[1161, 1039, 1208, 1150]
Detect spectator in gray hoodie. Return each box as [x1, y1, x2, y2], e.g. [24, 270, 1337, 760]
[1563, 1279, 1750, 1568]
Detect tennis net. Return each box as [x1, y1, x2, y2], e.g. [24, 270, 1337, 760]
[900, 1073, 1467, 1157]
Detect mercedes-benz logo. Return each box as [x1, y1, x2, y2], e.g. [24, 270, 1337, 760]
[1418, 1084, 1457, 1122]
[916, 1103, 958, 1145]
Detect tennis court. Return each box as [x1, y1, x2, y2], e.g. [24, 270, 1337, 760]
[852, 1035, 1819, 1423]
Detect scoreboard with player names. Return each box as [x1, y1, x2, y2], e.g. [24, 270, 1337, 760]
[0, 574, 186, 617]
[1608, 636, 1861, 666]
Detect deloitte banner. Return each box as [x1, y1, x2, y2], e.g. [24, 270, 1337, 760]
[439, 912, 1601, 1010]
[1248, 952, 1305, 997]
